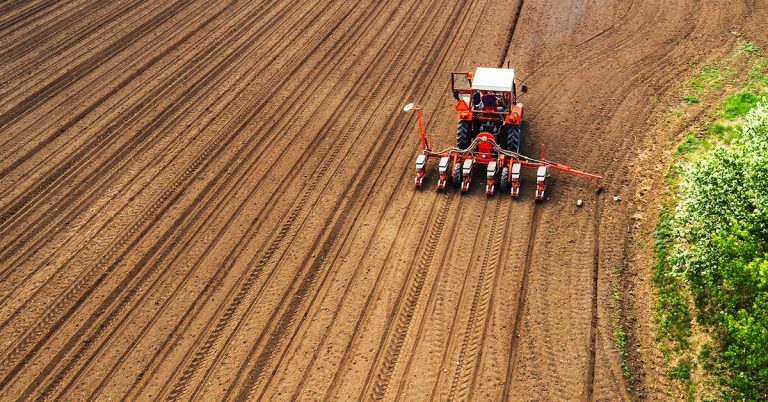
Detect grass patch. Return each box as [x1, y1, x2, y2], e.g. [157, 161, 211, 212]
[720, 90, 767, 119]
[705, 121, 741, 144]
[689, 65, 723, 92]
[653, 210, 693, 352]
[682, 95, 699, 104]
[746, 59, 767, 85]
[738, 40, 763, 57]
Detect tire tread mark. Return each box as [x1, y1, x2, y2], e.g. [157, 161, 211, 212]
[0, 0, 297, 383]
[0, 0, 239, 326]
[156, 3, 366, 400]
[0, 0, 152, 104]
[164, 0, 470, 399]
[0, 0, 60, 34]
[3, 0, 344, 397]
[585, 194, 602, 401]
[447, 198, 508, 402]
[0, 0, 196, 163]
[366, 194, 455, 401]
[502, 204, 539, 401]
[0, 0, 194, 170]
[26, 0, 311, 394]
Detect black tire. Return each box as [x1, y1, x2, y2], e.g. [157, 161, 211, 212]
[452, 162, 462, 187]
[499, 166, 509, 192]
[506, 123, 521, 152]
[456, 120, 471, 149]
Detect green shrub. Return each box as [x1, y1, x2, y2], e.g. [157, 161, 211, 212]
[664, 101, 768, 399]
[670, 359, 692, 380]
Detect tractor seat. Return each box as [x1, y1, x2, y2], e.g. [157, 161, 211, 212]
[481, 94, 497, 109]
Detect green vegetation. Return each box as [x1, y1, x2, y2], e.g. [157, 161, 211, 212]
[609, 267, 634, 391]
[654, 40, 768, 401]
[721, 90, 767, 119]
[666, 102, 768, 400]
[683, 95, 699, 104]
[739, 40, 763, 56]
[670, 358, 692, 380]
[689, 65, 723, 93]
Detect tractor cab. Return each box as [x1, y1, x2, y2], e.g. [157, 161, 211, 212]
[469, 67, 515, 112]
[451, 67, 525, 152]
[452, 67, 519, 111]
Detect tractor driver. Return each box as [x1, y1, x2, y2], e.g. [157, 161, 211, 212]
[472, 90, 482, 109]
[496, 94, 509, 111]
[481, 92, 497, 110]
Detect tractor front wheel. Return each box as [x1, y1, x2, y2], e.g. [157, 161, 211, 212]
[451, 161, 462, 187]
[499, 166, 509, 192]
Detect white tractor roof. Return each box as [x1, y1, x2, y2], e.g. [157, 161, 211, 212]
[471, 67, 514, 92]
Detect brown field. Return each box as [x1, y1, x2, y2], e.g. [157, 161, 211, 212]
[0, 0, 765, 400]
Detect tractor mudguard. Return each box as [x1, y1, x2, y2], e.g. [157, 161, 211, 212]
[505, 103, 523, 124]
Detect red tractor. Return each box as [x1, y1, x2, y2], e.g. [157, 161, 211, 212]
[408, 67, 601, 200]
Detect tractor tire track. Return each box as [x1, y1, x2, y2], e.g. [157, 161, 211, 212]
[0, 0, 157, 103]
[446, 197, 509, 402]
[585, 193, 602, 401]
[0, 0, 308, 302]
[283, 17, 490, 390]
[0, 0, 270, 325]
[502, 203, 539, 401]
[0, 0, 64, 34]
[0, 0, 372, 396]
[13, 0, 341, 396]
[0, 0, 234, 295]
[156, 2, 425, 399]
[0, 0, 118, 66]
[231, 5, 481, 398]
[39, 0, 414, 396]
[90, 1, 432, 396]
[0, 0, 280, 281]
[0, 0, 225, 180]
[0, 0, 200, 161]
[364, 191, 456, 401]
[233, 1, 485, 399]
[0, 0, 197, 136]
[164, 0, 472, 398]
[0, 0, 322, 386]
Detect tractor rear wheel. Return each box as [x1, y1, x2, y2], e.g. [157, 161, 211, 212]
[499, 166, 509, 192]
[451, 161, 462, 187]
[506, 123, 521, 152]
[456, 121, 471, 149]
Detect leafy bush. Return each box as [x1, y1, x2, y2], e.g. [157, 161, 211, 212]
[666, 101, 768, 399]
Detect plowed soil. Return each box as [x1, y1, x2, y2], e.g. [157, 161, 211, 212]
[1, 1, 766, 400]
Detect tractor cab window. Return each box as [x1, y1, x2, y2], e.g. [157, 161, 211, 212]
[475, 91, 508, 111]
